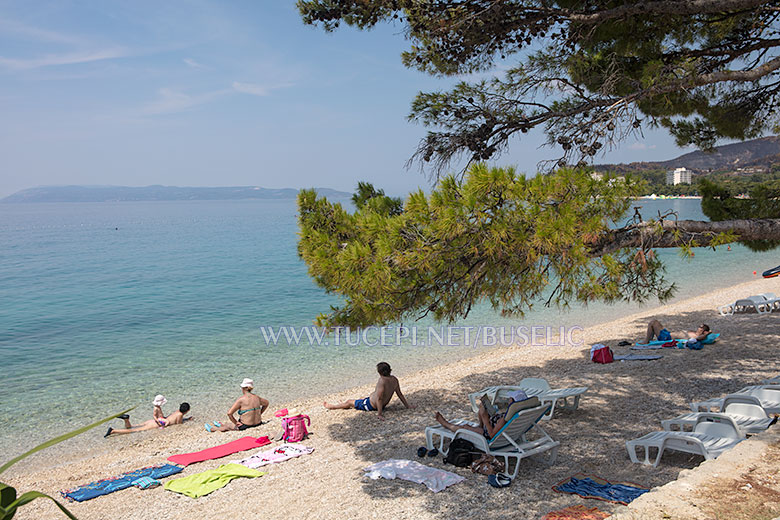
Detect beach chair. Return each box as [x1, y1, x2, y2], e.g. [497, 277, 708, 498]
[662, 395, 774, 435]
[626, 413, 744, 467]
[761, 293, 780, 311]
[691, 385, 780, 414]
[718, 295, 772, 316]
[424, 403, 559, 479]
[468, 379, 588, 420]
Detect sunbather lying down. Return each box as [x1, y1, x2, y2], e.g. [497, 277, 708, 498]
[645, 319, 710, 346]
[105, 403, 191, 437]
[434, 391, 534, 439]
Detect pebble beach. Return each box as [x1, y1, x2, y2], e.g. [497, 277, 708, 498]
[5, 276, 780, 520]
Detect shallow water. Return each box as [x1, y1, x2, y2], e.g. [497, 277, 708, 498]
[0, 197, 775, 456]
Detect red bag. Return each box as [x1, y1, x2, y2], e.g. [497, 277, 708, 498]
[591, 345, 613, 364]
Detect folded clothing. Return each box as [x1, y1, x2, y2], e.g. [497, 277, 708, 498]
[167, 436, 270, 466]
[62, 464, 183, 502]
[164, 463, 264, 498]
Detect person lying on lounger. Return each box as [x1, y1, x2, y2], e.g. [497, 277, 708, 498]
[324, 362, 414, 420]
[434, 390, 532, 439]
[105, 402, 191, 437]
[207, 378, 269, 432]
[645, 319, 710, 345]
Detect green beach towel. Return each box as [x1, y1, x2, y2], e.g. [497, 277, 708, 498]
[163, 463, 264, 498]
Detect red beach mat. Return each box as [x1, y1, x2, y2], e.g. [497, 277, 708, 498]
[541, 505, 610, 520]
[167, 436, 270, 466]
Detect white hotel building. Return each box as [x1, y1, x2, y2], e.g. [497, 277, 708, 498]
[666, 167, 692, 185]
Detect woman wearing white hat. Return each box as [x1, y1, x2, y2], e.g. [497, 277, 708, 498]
[206, 378, 269, 433]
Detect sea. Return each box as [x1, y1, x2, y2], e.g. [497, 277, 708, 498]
[1, 197, 777, 459]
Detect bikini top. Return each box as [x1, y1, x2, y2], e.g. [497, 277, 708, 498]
[237, 406, 262, 416]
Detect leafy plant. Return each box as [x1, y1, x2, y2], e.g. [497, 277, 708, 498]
[0, 408, 133, 520]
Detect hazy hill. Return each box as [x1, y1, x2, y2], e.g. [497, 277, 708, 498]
[1, 185, 352, 203]
[594, 136, 780, 173]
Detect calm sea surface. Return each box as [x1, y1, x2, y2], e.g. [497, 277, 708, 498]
[1, 198, 776, 456]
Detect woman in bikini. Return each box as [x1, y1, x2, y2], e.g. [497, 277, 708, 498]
[208, 378, 269, 432]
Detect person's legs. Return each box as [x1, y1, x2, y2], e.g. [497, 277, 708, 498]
[215, 422, 238, 432]
[109, 421, 159, 435]
[646, 319, 664, 343]
[434, 412, 483, 435]
[324, 400, 355, 410]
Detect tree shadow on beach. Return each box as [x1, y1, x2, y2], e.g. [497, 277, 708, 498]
[324, 308, 780, 520]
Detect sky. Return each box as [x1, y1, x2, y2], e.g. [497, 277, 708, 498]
[0, 1, 699, 199]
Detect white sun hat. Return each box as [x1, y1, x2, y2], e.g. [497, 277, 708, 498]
[152, 395, 167, 407]
[240, 378, 254, 388]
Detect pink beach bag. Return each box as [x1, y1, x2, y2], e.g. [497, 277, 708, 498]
[282, 414, 310, 442]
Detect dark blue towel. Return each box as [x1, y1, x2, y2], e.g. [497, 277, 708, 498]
[62, 464, 183, 502]
[554, 476, 649, 505]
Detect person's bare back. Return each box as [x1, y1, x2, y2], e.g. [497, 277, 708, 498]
[324, 362, 414, 419]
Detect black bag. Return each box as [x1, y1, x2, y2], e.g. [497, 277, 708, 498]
[443, 438, 482, 467]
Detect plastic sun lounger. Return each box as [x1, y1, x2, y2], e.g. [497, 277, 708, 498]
[468, 378, 588, 420]
[691, 386, 780, 414]
[626, 413, 744, 467]
[718, 295, 772, 316]
[662, 395, 774, 435]
[424, 403, 559, 479]
[761, 293, 780, 311]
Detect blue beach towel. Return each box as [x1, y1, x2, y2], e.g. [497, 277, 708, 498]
[552, 473, 649, 505]
[62, 464, 183, 502]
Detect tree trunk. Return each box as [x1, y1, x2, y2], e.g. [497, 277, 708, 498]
[589, 218, 780, 256]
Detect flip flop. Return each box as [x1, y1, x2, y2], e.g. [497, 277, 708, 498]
[417, 446, 427, 457]
[427, 448, 439, 457]
[488, 473, 512, 488]
[104, 427, 113, 438]
[213, 422, 222, 427]
[618, 340, 631, 346]
[204, 423, 213, 432]
[118, 414, 130, 420]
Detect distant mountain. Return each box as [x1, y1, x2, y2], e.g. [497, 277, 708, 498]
[593, 136, 780, 173]
[1, 185, 352, 203]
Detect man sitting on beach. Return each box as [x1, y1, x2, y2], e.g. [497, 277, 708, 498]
[645, 319, 710, 345]
[105, 403, 191, 437]
[324, 362, 414, 420]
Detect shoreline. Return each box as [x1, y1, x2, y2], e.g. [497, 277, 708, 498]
[6, 276, 780, 519]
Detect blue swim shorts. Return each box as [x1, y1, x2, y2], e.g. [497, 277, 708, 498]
[354, 397, 375, 411]
[657, 328, 672, 341]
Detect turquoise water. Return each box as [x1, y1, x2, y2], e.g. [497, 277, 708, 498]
[0, 198, 776, 456]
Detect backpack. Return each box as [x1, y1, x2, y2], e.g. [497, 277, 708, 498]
[443, 438, 482, 467]
[590, 344, 613, 364]
[282, 414, 310, 442]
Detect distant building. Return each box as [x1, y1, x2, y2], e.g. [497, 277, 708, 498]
[666, 167, 692, 185]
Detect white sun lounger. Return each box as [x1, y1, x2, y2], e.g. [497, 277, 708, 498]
[691, 386, 780, 414]
[626, 413, 744, 467]
[425, 403, 559, 478]
[761, 293, 780, 311]
[468, 378, 588, 420]
[662, 395, 774, 435]
[718, 295, 772, 316]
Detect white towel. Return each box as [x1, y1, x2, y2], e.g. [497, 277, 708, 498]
[364, 459, 464, 493]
